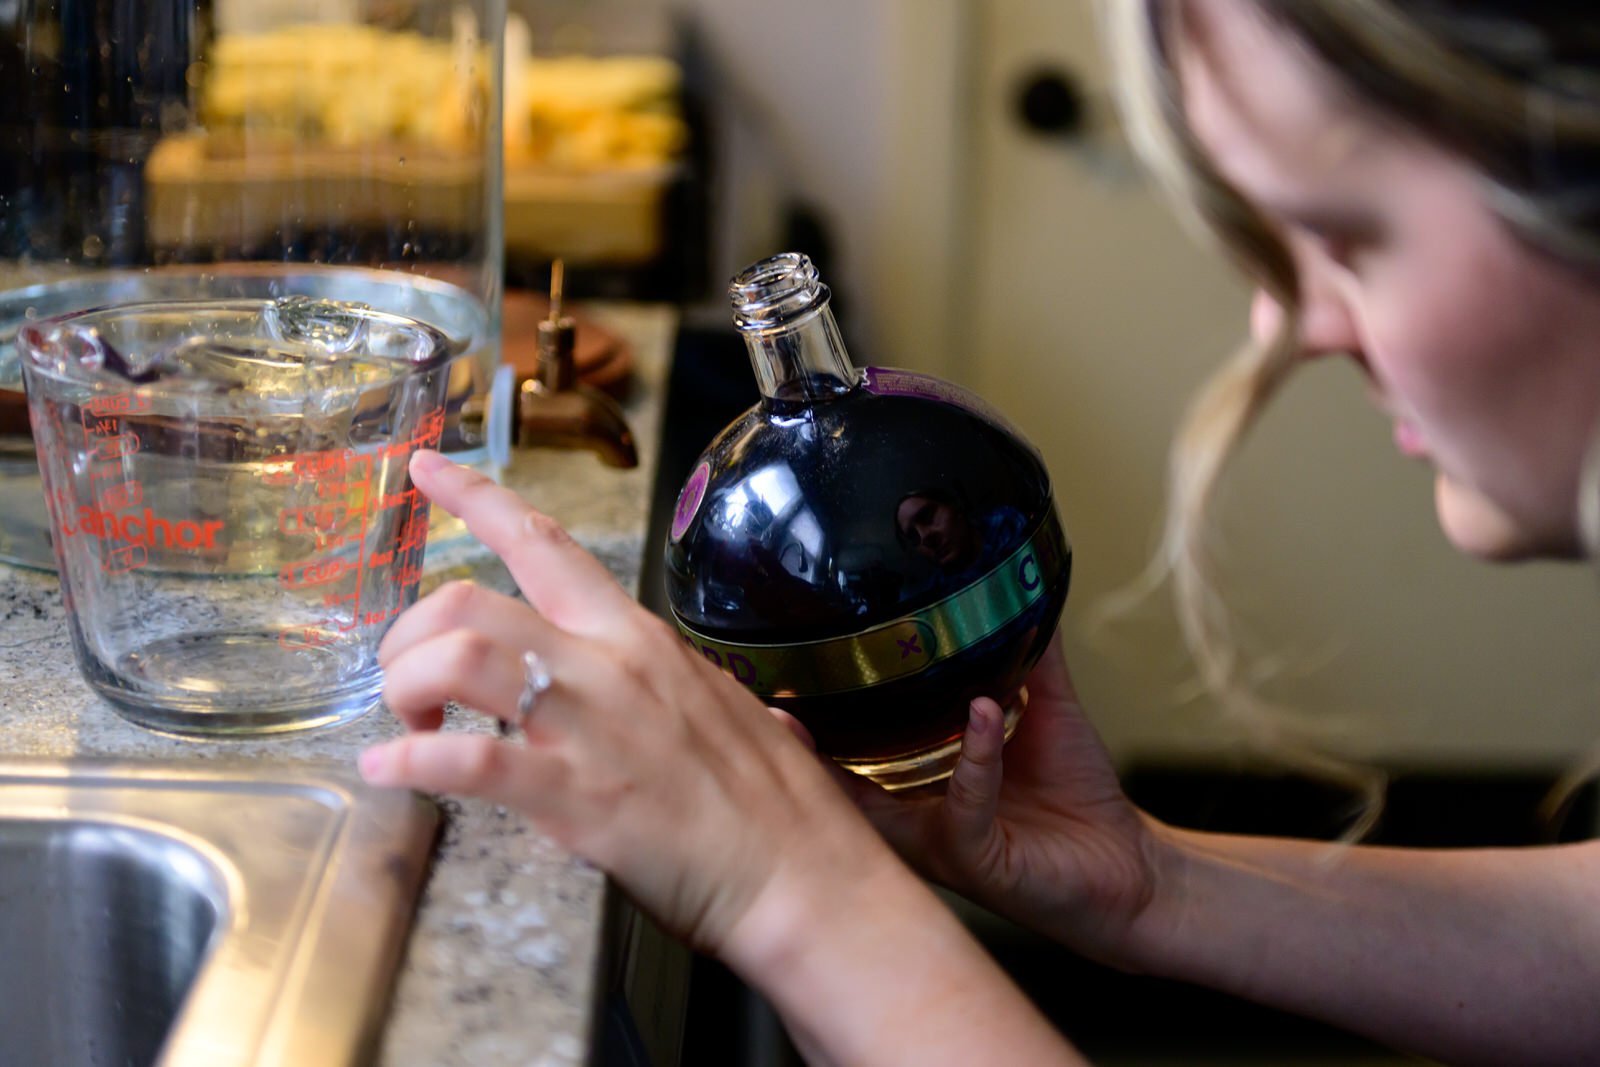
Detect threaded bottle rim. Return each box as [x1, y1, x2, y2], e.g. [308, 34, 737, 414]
[730, 253, 830, 331]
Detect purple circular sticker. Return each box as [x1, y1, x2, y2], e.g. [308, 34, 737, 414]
[670, 461, 711, 542]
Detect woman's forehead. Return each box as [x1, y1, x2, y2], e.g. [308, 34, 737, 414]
[1175, 0, 1377, 204]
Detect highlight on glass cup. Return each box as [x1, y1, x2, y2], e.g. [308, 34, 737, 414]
[19, 297, 456, 738]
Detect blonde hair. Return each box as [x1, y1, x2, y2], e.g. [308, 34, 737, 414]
[1097, 0, 1600, 835]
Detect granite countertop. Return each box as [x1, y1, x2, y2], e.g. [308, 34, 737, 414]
[0, 303, 677, 1067]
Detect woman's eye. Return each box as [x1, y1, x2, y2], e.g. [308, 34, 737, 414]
[1293, 220, 1370, 267]
[1296, 222, 1338, 247]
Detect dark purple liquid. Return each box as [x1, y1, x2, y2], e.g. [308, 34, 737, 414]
[665, 372, 1070, 762]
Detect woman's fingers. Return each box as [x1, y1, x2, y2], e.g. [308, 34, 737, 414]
[1024, 632, 1079, 707]
[382, 627, 570, 733]
[408, 450, 637, 637]
[360, 732, 564, 815]
[378, 580, 540, 667]
[767, 707, 816, 752]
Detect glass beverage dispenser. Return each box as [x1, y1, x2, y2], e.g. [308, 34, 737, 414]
[0, 0, 505, 569]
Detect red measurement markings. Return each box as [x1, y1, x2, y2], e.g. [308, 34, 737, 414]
[91, 433, 140, 461]
[392, 562, 425, 589]
[396, 524, 427, 554]
[378, 408, 448, 459]
[82, 416, 120, 439]
[280, 500, 357, 551]
[279, 556, 355, 590]
[90, 470, 143, 511]
[260, 462, 301, 489]
[315, 480, 371, 505]
[103, 543, 147, 575]
[278, 502, 350, 537]
[377, 488, 418, 511]
[394, 501, 430, 553]
[262, 449, 373, 488]
[70, 393, 155, 573]
[361, 606, 405, 626]
[415, 408, 445, 448]
[318, 590, 361, 633]
[84, 394, 150, 418]
[278, 626, 337, 651]
[313, 530, 363, 552]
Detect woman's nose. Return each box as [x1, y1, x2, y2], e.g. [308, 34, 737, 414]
[1251, 283, 1359, 360]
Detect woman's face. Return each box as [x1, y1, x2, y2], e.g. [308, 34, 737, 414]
[897, 494, 975, 568]
[1175, 0, 1600, 559]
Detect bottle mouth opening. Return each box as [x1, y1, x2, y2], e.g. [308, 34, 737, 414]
[730, 252, 829, 330]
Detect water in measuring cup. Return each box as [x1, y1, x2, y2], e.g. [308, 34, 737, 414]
[0, 267, 495, 571]
[26, 298, 449, 736]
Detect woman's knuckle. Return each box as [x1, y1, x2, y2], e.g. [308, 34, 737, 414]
[386, 741, 419, 780]
[964, 742, 999, 770]
[945, 768, 987, 812]
[442, 628, 496, 676]
[432, 580, 479, 623]
[460, 737, 509, 783]
[521, 508, 574, 546]
[616, 646, 655, 689]
[639, 611, 680, 646]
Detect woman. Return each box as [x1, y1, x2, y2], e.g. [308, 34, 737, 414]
[359, 2, 1600, 1064]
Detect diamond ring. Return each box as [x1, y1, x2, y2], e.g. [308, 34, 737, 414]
[514, 650, 553, 730]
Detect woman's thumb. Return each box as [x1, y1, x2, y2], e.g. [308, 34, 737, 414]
[941, 699, 1004, 848]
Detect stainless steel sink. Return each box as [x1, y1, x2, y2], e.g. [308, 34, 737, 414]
[0, 757, 438, 1067]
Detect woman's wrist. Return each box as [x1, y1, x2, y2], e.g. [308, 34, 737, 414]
[1081, 813, 1196, 976]
[720, 825, 915, 989]
[721, 828, 1084, 1066]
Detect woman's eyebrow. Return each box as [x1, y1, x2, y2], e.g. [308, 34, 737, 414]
[1254, 195, 1381, 234]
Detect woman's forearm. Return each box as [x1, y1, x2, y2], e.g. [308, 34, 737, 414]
[1125, 826, 1600, 1066]
[724, 851, 1089, 1067]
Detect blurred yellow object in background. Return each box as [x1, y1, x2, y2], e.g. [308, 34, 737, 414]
[508, 54, 686, 169]
[200, 24, 490, 151]
[196, 22, 685, 171]
[156, 20, 686, 264]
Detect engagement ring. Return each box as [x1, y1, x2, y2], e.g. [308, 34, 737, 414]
[515, 650, 553, 730]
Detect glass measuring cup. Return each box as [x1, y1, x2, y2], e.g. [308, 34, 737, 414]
[18, 297, 454, 738]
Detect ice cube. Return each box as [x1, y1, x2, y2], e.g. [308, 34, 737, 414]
[263, 296, 372, 355]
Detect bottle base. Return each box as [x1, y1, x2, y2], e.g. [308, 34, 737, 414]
[833, 690, 1027, 792]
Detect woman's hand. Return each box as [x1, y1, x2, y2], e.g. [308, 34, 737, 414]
[845, 636, 1163, 964]
[358, 451, 900, 959]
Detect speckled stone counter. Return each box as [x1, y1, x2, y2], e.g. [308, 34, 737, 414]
[0, 303, 677, 1067]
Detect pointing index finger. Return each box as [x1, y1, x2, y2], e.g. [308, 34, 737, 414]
[409, 450, 636, 634]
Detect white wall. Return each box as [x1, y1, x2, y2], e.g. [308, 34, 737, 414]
[665, 0, 887, 329]
[665, 0, 968, 375]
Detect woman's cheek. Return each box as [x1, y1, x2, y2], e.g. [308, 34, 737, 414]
[1250, 289, 1283, 346]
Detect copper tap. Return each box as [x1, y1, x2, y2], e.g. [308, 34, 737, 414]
[514, 260, 638, 468]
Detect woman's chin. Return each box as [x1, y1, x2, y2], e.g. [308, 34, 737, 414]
[1433, 472, 1567, 561]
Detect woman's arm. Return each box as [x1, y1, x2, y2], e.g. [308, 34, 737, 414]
[853, 643, 1600, 1066]
[725, 845, 1089, 1067]
[1124, 828, 1600, 1067]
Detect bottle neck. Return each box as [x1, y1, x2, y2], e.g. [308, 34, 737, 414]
[742, 304, 856, 403]
[731, 252, 857, 403]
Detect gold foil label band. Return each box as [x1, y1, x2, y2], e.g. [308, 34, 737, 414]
[674, 505, 1069, 697]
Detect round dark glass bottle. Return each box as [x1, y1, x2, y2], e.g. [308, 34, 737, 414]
[663, 253, 1071, 789]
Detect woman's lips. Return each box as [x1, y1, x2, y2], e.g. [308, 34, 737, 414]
[1393, 419, 1429, 458]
